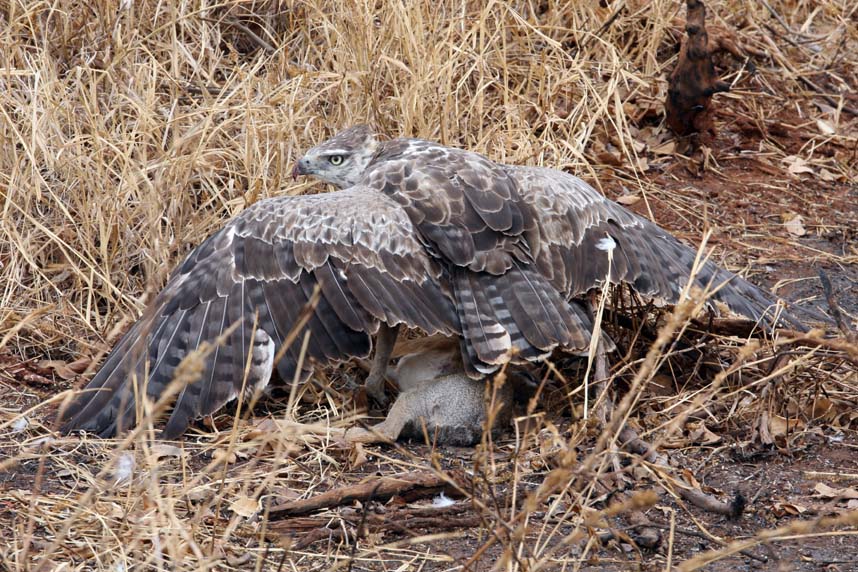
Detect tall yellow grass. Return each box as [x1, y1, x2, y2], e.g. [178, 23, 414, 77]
[1, 0, 855, 570]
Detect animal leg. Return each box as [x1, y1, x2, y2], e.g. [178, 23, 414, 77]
[365, 323, 400, 407]
[344, 390, 413, 443]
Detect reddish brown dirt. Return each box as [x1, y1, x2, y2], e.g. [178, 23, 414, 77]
[602, 104, 857, 321]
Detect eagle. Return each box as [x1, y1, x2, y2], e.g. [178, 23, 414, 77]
[59, 125, 813, 438]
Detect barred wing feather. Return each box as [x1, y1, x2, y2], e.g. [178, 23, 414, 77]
[60, 187, 460, 438]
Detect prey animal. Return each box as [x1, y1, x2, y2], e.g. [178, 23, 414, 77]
[344, 336, 514, 446]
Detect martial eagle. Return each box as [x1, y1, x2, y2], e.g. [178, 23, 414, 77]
[59, 126, 813, 438]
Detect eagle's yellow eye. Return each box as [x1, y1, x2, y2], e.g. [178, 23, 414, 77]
[329, 155, 343, 166]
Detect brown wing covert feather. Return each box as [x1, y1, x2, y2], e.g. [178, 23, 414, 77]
[367, 140, 536, 275]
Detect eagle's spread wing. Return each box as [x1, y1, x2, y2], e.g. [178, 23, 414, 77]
[365, 140, 594, 371]
[60, 187, 460, 438]
[509, 166, 806, 328]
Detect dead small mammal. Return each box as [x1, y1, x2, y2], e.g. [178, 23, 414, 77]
[346, 337, 513, 446]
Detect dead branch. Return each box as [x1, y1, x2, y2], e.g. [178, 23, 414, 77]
[687, 318, 858, 365]
[268, 471, 466, 519]
[267, 503, 481, 549]
[774, 333, 858, 365]
[292, 527, 350, 550]
[677, 487, 746, 518]
[689, 317, 779, 338]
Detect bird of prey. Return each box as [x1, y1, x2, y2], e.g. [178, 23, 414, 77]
[59, 125, 813, 438]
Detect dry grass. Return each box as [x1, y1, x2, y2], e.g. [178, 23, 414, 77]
[1, 0, 857, 570]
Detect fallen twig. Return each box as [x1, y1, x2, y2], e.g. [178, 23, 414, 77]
[676, 487, 745, 518]
[268, 471, 466, 519]
[268, 503, 480, 549]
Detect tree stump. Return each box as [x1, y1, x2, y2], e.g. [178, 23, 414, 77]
[665, 0, 731, 137]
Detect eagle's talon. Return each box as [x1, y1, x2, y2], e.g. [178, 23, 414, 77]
[365, 374, 390, 408]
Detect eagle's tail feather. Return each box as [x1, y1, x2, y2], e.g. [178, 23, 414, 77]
[451, 265, 593, 375]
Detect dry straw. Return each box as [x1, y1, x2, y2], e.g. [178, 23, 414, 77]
[1, 0, 856, 570]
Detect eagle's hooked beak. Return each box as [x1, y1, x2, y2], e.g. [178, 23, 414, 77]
[291, 161, 305, 181]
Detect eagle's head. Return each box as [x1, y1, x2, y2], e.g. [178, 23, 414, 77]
[292, 125, 379, 188]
